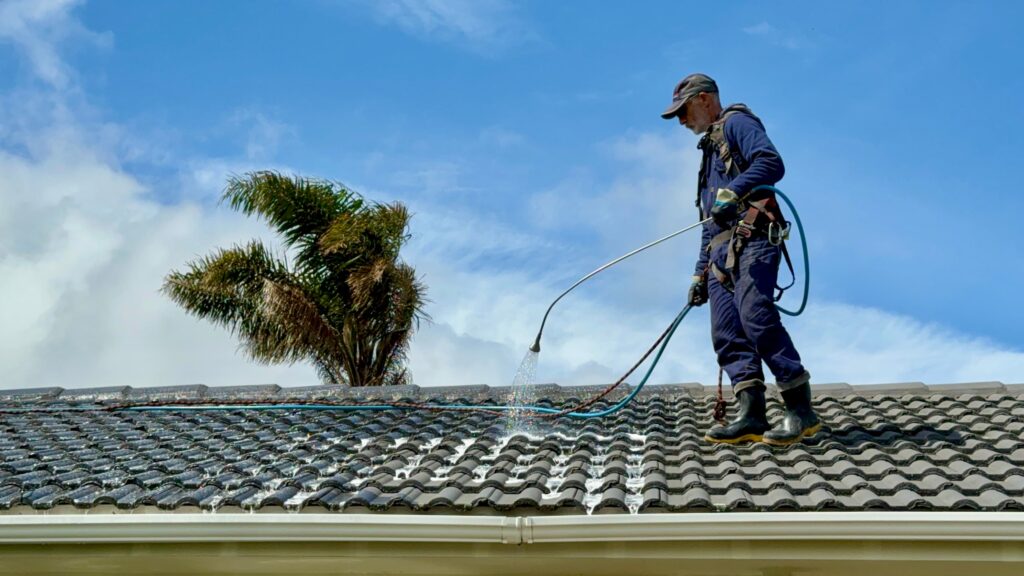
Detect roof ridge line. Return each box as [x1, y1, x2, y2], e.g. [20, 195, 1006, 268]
[0, 381, 1018, 405]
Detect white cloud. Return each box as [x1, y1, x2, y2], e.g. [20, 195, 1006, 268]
[388, 159, 472, 198]
[793, 302, 1024, 384]
[0, 0, 110, 88]
[225, 108, 295, 162]
[742, 21, 804, 52]
[356, 0, 537, 54]
[0, 124, 321, 390]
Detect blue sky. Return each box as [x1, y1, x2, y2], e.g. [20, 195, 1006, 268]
[1, 0, 1021, 390]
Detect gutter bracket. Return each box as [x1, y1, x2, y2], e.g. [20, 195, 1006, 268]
[500, 516, 522, 545]
[521, 516, 534, 544]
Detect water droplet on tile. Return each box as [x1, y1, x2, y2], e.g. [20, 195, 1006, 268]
[472, 465, 489, 480]
[625, 493, 643, 514]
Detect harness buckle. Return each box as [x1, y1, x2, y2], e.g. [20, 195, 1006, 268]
[734, 221, 754, 239]
[768, 221, 790, 246]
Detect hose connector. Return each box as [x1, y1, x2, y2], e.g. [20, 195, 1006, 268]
[529, 335, 541, 353]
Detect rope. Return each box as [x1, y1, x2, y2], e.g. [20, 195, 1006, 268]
[713, 367, 726, 423]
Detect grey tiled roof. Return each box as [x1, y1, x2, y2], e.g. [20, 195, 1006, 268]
[1, 382, 1023, 515]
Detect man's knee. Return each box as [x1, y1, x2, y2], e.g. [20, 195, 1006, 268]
[711, 322, 739, 353]
[738, 295, 780, 340]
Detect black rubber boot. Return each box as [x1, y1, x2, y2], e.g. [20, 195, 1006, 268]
[763, 383, 821, 446]
[705, 386, 770, 444]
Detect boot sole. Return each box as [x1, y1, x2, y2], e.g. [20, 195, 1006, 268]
[704, 433, 764, 444]
[762, 422, 823, 446]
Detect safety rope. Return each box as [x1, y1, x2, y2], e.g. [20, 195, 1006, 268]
[713, 368, 726, 423]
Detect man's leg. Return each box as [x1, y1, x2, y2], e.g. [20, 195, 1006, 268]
[708, 272, 765, 390]
[734, 237, 819, 444]
[732, 237, 804, 383]
[704, 272, 769, 444]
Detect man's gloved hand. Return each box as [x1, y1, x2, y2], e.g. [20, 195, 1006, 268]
[711, 188, 741, 227]
[688, 275, 708, 307]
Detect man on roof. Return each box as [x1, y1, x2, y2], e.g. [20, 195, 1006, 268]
[661, 73, 819, 446]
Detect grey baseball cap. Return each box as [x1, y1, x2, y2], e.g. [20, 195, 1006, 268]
[660, 73, 718, 119]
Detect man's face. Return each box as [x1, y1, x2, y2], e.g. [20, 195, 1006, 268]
[677, 92, 715, 135]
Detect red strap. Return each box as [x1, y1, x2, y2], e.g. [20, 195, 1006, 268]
[713, 367, 726, 423]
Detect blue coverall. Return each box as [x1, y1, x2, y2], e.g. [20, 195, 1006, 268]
[694, 106, 809, 394]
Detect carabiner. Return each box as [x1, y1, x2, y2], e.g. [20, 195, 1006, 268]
[768, 221, 790, 246]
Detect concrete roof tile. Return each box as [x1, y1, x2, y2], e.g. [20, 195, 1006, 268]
[2, 381, 1023, 515]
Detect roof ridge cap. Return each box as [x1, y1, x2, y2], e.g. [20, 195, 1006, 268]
[1, 381, 1019, 406]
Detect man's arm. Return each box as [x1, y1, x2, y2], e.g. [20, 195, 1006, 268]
[723, 113, 785, 198]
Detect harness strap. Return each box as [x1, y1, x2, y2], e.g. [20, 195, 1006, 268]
[708, 229, 735, 290]
[696, 104, 756, 217]
[776, 242, 796, 301]
[697, 105, 796, 301]
[708, 200, 796, 299]
[708, 228, 733, 252]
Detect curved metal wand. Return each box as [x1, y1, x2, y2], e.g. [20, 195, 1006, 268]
[529, 217, 711, 352]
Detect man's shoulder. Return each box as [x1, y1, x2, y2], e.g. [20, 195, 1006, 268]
[722, 105, 767, 136]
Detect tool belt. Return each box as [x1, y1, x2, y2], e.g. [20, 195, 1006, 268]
[706, 196, 795, 299]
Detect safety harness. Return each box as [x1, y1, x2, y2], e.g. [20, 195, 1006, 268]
[697, 104, 795, 300]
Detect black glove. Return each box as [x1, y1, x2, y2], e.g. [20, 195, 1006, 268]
[688, 275, 708, 307]
[710, 187, 740, 227]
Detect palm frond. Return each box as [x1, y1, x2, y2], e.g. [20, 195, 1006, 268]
[168, 172, 428, 386]
[347, 258, 389, 311]
[259, 277, 345, 366]
[222, 171, 364, 269]
[162, 241, 287, 329]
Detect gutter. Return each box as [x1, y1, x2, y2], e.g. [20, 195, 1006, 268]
[3, 512, 1024, 544]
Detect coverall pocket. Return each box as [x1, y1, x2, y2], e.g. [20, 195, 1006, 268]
[738, 238, 781, 281]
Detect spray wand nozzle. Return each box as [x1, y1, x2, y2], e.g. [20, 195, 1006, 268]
[528, 216, 712, 355]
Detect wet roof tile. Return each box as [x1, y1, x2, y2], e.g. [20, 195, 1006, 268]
[1, 382, 1024, 515]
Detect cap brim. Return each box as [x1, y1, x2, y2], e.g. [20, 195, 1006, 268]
[660, 99, 685, 120]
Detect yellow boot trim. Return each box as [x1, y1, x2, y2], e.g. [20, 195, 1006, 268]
[704, 432, 764, 445]
[762, 422, 823, 446]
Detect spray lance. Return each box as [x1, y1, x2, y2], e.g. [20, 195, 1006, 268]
[529, 217, 711, 354]
[529, 185, 809, 353]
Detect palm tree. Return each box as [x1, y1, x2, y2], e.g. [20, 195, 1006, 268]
[163, 171, 427, 386]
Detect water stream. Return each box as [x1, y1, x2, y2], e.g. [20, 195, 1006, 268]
[506, 349, 539, 434]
